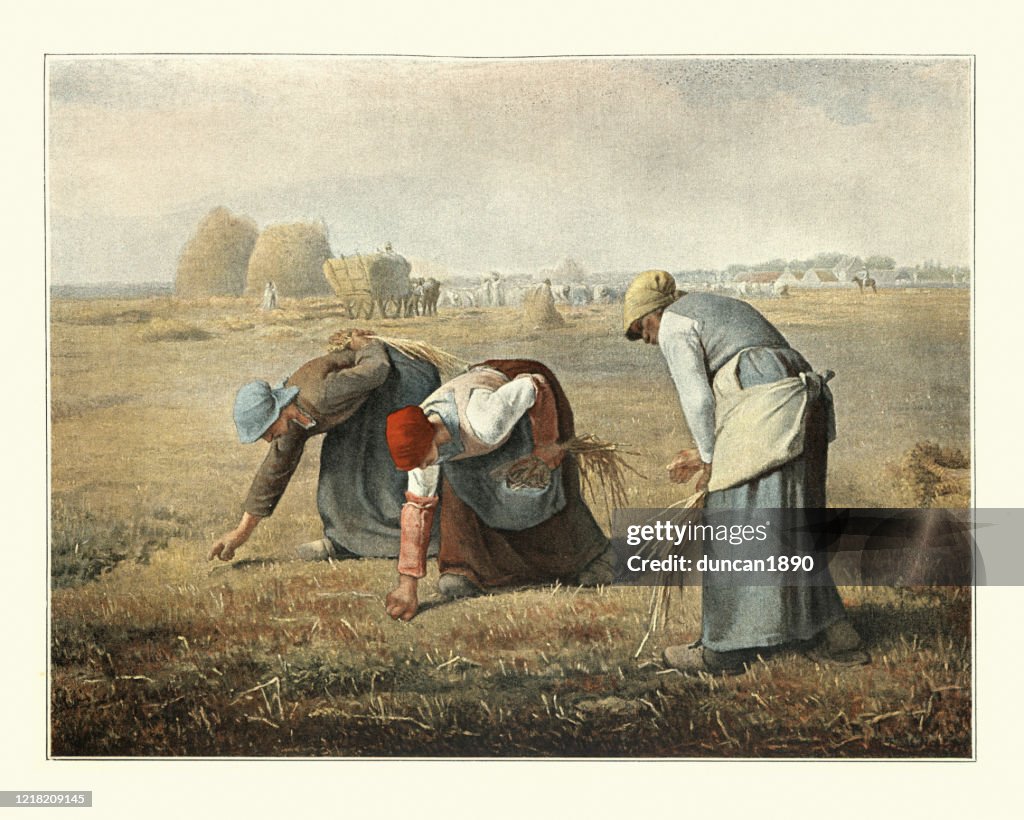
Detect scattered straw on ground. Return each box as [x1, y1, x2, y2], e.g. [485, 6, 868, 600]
[137, 319, 212, 342]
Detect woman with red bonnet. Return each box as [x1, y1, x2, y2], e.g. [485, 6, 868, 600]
[383, 360, 613, 621]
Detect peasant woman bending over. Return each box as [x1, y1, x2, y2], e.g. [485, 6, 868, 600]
[383, 359, 613, 621]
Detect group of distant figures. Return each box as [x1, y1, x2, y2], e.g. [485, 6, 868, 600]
[440, 275, 620, 310]
[696, 276, 881, 300]
[261, 269, 881, 317]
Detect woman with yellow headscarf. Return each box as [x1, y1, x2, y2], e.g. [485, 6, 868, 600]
[623, 270, 867, 675]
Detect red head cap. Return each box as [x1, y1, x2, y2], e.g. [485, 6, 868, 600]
[386, 405, 435, 471]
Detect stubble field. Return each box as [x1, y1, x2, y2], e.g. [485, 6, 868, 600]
[49, 288, 971, 757]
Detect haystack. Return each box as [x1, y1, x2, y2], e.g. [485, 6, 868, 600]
[521, 281, 565, 329]
[245, 221, 333, 298]
[892, 442, 971, 508]
[175, 207, 258, 298]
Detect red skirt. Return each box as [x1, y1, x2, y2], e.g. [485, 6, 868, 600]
[436, 359, 610, 588]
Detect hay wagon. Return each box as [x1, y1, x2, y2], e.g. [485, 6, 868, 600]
[322, 252, 413, 319]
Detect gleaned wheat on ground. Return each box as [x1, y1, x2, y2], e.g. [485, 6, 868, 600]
[49, 289, 971, 756]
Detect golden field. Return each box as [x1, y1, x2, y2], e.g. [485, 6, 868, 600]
[49, 288, 971, 756]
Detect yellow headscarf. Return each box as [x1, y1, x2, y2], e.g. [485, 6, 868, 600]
[622, 269, 680, 332]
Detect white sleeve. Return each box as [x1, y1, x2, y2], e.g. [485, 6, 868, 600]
[464, 377, 537, 447]
[408, 465, 440, 498]
[659, 311, 716, 462]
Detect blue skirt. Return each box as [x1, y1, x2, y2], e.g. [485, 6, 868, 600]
[316, 347, 441, 557]
[702, 347, 847, 652]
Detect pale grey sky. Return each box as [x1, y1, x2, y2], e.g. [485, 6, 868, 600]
[47, 55, 972, 283]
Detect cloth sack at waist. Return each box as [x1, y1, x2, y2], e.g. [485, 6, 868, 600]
[441, 410, 567, 530]
[707, 348, 835, 492]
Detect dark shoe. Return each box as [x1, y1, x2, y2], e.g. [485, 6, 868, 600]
[663, 644, 751, 676]
[437, 573, 483, 600]
[576, 543, 615, 586]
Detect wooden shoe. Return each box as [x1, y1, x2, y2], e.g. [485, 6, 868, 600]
[292, 537, 334, 561]
[437, 573, 482, 600]
[663, 644, 751, 676]
[805, 619, 871, 666]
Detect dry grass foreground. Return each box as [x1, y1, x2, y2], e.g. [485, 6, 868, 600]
[50, 289, 972, 757]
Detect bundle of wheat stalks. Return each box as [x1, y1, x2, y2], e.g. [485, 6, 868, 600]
[634, 490, 707, 658]
[491, 434, 643, 514]
[327, 330, 469, 380]
[568, 434, 645, 513]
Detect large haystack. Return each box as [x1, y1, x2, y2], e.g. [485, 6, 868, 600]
[175, 207, 259, 298]
[245, 221, 333, 298]
[521, 281, 565, 329]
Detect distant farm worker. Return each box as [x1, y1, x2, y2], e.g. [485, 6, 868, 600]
[382, 360, 614, 621]
[622, 270, 868, 674]
[261, 280, 278, 311]
[209, 330, 441, 563]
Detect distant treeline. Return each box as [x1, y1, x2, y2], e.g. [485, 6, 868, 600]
[674, 252, 970, 284]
